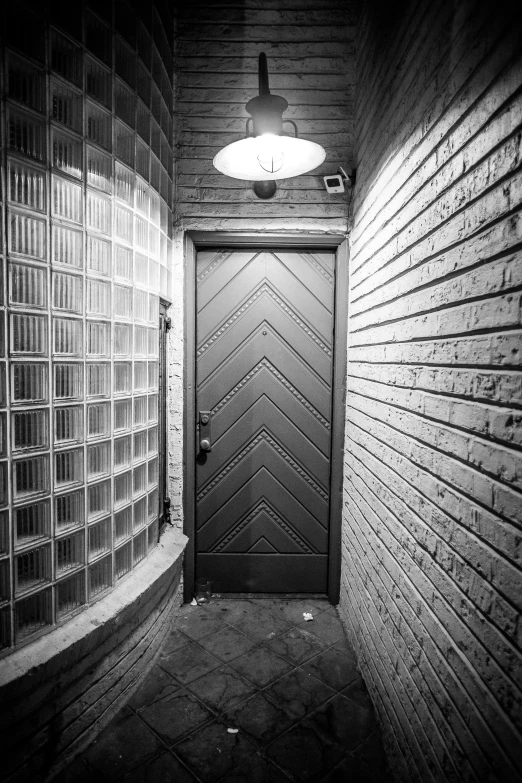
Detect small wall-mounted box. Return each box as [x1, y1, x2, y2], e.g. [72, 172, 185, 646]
[323, 173, 345, 194]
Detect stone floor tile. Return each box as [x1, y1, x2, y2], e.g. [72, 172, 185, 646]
[231, 606, 292, 641]
[139, 688, 214, 746]
[51, 756, 96, 783]
[81, 711, 162, 778]
[353, 730, 388, 773]
[266, 722, 344, 781]
[121, 751, 199, 782]
[229, 645, 293, 687]
[302, 647, 359, 691]
[265, 598, 330, 626]
[265, 626, 327, 665]
[332, 635, 358, 659]
[224, 692, 296, 745]
[263, 668, 337, 719]
[219, 752, 293, 782]
[304, 692, 377, 753]
[160, 627, 191, 656]
[127, 664, 181, 711]
[186, 664, 257, 713]
[175, 609, 227, 641]
[296, 610, 346, 645]
[318, 753, 384, 783]
[202, 598, 258, 624]
[343, 676, 374, 710]
[173, 720, 257, 782]
[160, 639, 221, 683]
[198, 625, 258, 662]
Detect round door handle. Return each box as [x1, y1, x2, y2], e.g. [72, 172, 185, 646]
[200, 438, 211, 451]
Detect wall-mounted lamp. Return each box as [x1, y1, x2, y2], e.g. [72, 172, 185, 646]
[213, 53, 326, 183]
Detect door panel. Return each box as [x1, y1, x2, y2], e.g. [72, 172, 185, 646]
[195, 248, 335, 593]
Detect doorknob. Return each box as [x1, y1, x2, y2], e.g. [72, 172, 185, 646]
[199, 411, 212, 452]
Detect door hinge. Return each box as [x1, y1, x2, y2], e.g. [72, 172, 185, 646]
[164, 316, 172, 332]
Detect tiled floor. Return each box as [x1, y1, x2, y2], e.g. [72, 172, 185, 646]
[57, 598, 387, 782]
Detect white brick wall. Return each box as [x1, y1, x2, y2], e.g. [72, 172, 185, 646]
[340, 1, 522, 780]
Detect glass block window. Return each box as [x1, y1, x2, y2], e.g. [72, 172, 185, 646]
[0, 0, 173, 653]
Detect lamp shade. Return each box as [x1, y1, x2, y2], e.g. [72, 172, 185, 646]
[213, 134, 326, 181]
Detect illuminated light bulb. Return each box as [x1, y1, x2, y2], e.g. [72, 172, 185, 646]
[256, 134, 284, 174]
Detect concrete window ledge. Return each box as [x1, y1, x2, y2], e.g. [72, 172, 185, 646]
[0, 527, 188, 783]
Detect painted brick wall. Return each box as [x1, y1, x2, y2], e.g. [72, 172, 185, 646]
[339, 1, 522, 781]
[173, 0, 356, 233]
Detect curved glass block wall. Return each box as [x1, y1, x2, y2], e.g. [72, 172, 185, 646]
[0, 0, 174, 651]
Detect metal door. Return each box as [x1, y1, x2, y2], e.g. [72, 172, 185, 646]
[195, 248, 335, 592]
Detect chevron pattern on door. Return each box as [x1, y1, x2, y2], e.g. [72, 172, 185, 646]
[196, 248, 335, 592]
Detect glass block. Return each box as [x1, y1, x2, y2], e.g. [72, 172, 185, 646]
[54, 406, 83, 444]
[133, 430, 147, 462]
[8, 107, 46, 162]
[54, 488, 84, 531]
[148, 394, 158, 424]
[87, 363, 110, 398]
[113, 245, 131, 282]
[115, 163, 134, 206]
[87, 442, 110, 480]
[160, 200, 169, 235]
[87, 279, 111, 317]
[11, 314, 47, 355]
[9, 160, 46, 212]
[150, 190, 161, 226]
[10, 262, 47, 308]
[0, 605, 11, 649]
[150, 119, 161, 159]
[0, 511, 9, 555]
[133, 496, 147, 531]
[114, 399, 132, 432]
[115, 120, 135, 168]
[51, 29, 82, 85]
[53, 272, 83, 313]
[134, 289, 148, 322]
[88, 480, 111, 520]
[134, 326, 148, 357]
[134, 215, 148, 251]
[52, 129, 83, 179]
[86, 321, 111, 358]
[0, 365, 5, 407]
[87, 403, 110, 439]
[149, 295, 159, 325]
[87, 191, 111, 234]
[151, 155, 160, 192]
[148, 488, 158, 521]
[51, 79, 82, 133]
[56, 530, 84, 574]
[87, 235, 111, 276]
[114, 324, 132, 357]
[148, 457, 158, 488]
[52, 225, 83, 269]
[149, 260, 160, 293]
[85, 55, 111, 109]
[133, 529, 147, 565]
[136, 57, 150, 101]
[53, 317, 82, 356]
[135, 179, 148, 218]
[148, 426, 158, 455]
[114, 363, 132, 395]
[148, 327, 159, 357]
[54, 448, 83, 488]
[56, 570, 85, 618]
[149, 227, 160, 260]
[52, 176, 82, 223]
[136, 100, 149, 144]
[15, 544, 51, 594]
[0, 462, 7, 507]
[133, 396, 147, 428]
[115, 506, 132, 543]
[12, 363, 48, 404]
[136, 138, 149, 180]
[13, 409, 49, 451]
[85, 10, 111, 66]
[160, 233, 167, 267]
[114, 206, 133, 245]
[15, 500, 51, 546]
[87, 145, 112, 192]
[115, 79, 135, 129]
[114, 284, 132, 319]
[0, 413, 5, 457]
[115, 541, 132, 579]
[88, 517, 111, 561]
[0, 558, 9, 602]
[114, 435, 131, 470]
[134, 253, 148, 288]
[88, 554, 112, 597]
[134, 362, 147, 392]
[54, 363, 83, 400]
[148, 519, 159, 550]
[133, 463, 147, 497]
[86, 101, 112, 151]
[15, 588, 52, 642]
[116, 35, 136, 88]
[7, 52, 45, 112]
[114, 470, 131, 508]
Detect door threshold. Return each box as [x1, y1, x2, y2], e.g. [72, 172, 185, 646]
[210, 593, 329, 600]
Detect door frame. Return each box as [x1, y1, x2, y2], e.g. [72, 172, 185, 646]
[183, 232, 348, 604]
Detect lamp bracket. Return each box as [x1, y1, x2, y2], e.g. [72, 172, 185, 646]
[283, 119, 298, 138]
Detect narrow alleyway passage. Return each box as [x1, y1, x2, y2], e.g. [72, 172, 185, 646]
[57, 598, 387, 782]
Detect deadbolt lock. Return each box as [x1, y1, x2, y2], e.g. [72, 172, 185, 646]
[198, 411, 212, 452]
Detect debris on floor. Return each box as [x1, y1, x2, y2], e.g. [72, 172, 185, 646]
[303, 611, 314, 621]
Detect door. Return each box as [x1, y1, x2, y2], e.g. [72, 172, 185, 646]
[195, 247, 335, 593]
